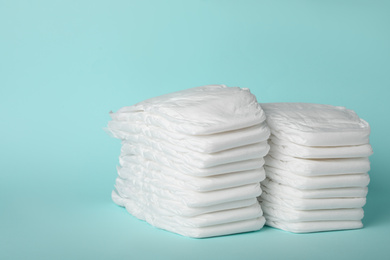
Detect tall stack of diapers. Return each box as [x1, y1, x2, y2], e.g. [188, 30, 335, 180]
[106, 85, 271, 238]
[259, 103, 372, 233]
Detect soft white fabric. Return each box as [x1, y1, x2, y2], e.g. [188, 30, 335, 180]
[115, 177, 262, 208]
[265, 217, 363, 233]
[261, 178, 368, 198]
[112, 191, 265, 238]
[112, 190, 259, 217]
[120, 153, 265, 177]
[269, 135, 373, 159]
[264, 166, 370, 189]
[107, 121, 270, 153]
[260, 191, 366, 210]
[118, 162, 266, 192]
[159, 217, 265, 238]
[261, 103, 370, 146]
[120, 140, 269, 168]
[121, 195, 263, 228]
[261, 201, 364, 222]
[265, 152, 370, 176]
[111, 85, 266, 135]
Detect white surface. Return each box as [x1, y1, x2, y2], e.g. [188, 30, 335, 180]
[112, 190, 259, 217]
[270, 135, 373, 159]
[112, 191, 265, 238]
[107, 121, 270, 153]
[111, 85, 266, 135]
[118, 162, 266, 192]
[261, 103, 370, 146]
[120, 140, 269, 168]
[265, 217, 363, 233]
[264, 166, 370, 189]
[115, 177, 262, 208]
[261, 202, 364, 222]
[120, 153, 265, 177]
[261, 191, 366, 210]
[265, 152, 370, 176]
[261, 178, 368, 198]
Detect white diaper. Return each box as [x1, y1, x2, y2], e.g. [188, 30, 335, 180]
[269, 135, 373, 159]
[261, 178, 368, 198]
[111, 85, 266, 135]
[112, 191, 266, 238]
[261, 191, 366, 210]
[108, 121, 270, 153]
[265, 152, 370, 176]
[265, 217, 363, 233]
[120, 140, 269, 168]
[261, 201, 364, 222]
[118, 162, 266, 192]
[264, 166, 370, 189]
[120, 152, 265, 177]
[261, 103, 370, 146]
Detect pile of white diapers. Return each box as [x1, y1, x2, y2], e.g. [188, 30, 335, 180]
[106, 85, 271, 238]
[259, 103, 372, 233]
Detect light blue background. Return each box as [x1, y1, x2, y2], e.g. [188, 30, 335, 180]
[1, 0, 389, 259]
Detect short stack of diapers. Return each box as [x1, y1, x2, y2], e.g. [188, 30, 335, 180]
[106, 85, 271, 238]
[259, 103, 372, 233]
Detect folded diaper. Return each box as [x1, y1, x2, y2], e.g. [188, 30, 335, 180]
[261, 201, 364, 222]
[261, 191, 366, 210]
[264, 167, 370, 189]
[118, 163, 266, 192]
[121, 140, 269, 169]
[265, 217, 363, 233]
[265, 152, 370, 176]
[115, 177, 262, 208]
[261, 178, 368, 198]
[111, 85, 266, 135]
[113, 190, 266, 238]
[108, 121, 270, 153]
[113, 190, 259, 217]
[270, 135, 373, 159]
[120, 154, 265, 177]
[262, 103, 370, 146]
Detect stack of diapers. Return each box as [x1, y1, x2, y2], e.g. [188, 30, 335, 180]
[259, 103, 372, 233]
[106, 85, 271, 238]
